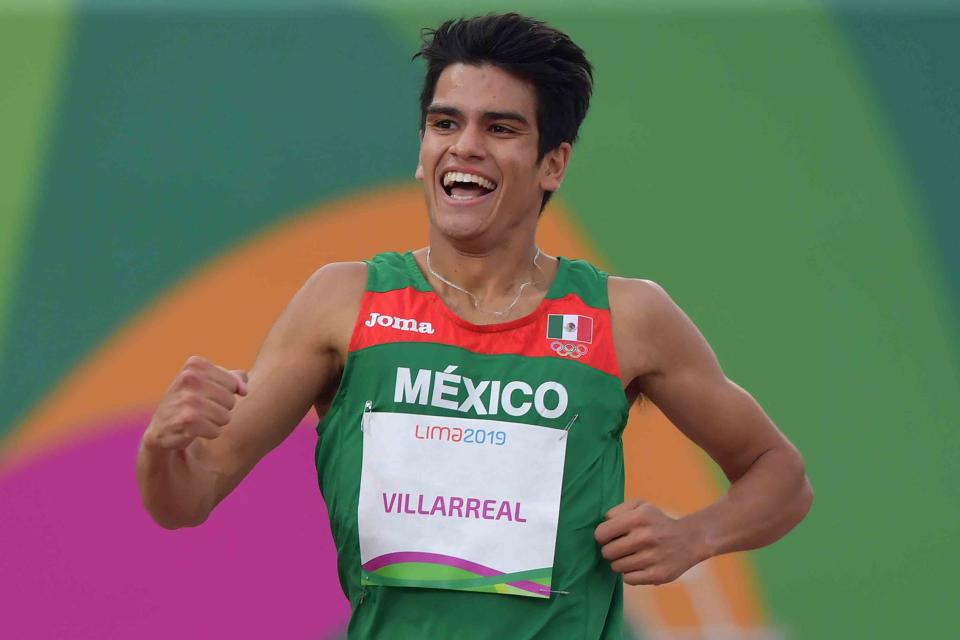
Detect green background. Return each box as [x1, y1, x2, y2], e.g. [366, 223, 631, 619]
[2, 1, 958, 637]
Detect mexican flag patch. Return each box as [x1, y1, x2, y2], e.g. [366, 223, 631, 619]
[546, 314, 593, 343]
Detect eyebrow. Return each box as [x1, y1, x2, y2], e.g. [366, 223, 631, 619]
[426, 104, 529, 126]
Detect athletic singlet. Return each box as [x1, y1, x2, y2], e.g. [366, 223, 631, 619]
[315, 251, 630, 639]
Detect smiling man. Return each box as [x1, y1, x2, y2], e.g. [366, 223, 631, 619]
[137, 13, 812, 639]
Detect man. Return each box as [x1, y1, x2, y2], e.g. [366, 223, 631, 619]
[138, 13, 812, 639]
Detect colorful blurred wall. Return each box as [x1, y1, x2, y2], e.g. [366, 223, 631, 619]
[2, 0, 958, 637]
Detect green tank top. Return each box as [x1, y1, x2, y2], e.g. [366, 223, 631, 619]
[315, 251, 630, 638]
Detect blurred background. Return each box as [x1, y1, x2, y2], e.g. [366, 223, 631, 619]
[2, 0, 958, 638]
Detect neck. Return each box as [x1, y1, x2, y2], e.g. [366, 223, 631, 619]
[425, 232, 544, 301]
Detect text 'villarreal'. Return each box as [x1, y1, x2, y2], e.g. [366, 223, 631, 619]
[382, 493, 526, 523]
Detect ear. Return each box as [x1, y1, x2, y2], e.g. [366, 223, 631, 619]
[415, 129, 425, 181]
[539, 142, 572, 192]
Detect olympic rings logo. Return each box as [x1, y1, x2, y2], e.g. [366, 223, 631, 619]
[550, 341, 588, 359]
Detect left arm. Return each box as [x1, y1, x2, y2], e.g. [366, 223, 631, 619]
[596, 277, 813, 585]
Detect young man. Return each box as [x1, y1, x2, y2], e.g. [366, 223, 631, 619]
[138, 14, 812, 638]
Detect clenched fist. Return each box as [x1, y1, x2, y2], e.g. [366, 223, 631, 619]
[142, 356, 249, 451]
[595, 499, 711, 586]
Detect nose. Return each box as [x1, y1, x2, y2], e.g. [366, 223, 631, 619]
[449, 122, 485, 160]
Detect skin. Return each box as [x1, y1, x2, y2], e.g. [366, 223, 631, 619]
[137, 63, 812, 587]
[413, 62, 569, 315]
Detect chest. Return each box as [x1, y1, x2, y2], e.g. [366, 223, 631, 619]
[331, 281, 629, 439]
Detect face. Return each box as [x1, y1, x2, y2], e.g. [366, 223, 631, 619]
[416, 63, 570, 246]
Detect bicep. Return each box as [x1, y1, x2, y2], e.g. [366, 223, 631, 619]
[632, 282, 787, 482]
[209, 262, 364, 495]
[217, 322, 333, 480]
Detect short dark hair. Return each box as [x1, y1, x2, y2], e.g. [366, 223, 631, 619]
[415, 13, 594, 210]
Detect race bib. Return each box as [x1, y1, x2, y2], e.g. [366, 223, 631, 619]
[358, 411, 568, 598]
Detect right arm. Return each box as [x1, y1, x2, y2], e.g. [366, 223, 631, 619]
[136, 261, 367, 529]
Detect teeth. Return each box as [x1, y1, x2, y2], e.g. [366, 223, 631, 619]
[442, 171, 496, 190]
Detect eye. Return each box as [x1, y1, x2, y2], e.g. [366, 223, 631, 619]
[430, 119, 456, 130]
[490, 124, 514, 134]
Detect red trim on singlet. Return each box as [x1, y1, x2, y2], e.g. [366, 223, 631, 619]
[348, 286, 621, 379]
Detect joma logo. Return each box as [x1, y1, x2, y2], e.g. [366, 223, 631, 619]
[364, 312, 436, 335]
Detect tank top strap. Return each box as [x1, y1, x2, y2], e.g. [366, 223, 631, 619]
[364, 251, 431, 293]
[546, 257, 611, 311]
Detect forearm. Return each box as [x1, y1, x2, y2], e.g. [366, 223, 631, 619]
[136, 436, 223, 529]
[687, 445, 813, 559]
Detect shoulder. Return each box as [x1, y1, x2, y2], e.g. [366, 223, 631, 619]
[609, 275, 726, 387]
[276, 261, 368, 353]
[291, 261, 368, 315]
[608, 275, 677, 327]
[303, 261, 368, 299]
[607, 276, 693, 383]
[303, 259, 367, 311]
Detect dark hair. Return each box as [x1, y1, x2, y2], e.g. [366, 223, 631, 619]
[415, 13, 594, 210]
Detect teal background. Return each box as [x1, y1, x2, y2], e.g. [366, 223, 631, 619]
[2, 1, 958, 637]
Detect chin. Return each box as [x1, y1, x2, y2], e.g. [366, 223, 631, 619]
[433, 218, 489, 244]
[428, 205, 495, 243]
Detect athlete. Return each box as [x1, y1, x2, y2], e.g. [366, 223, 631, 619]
[137, 13, 812, 639]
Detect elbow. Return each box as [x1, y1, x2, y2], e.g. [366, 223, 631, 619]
[801, 472, 814, 516]
[149, 510, 209, 530]
[791, 451, 814, 524]
[140, 498, 211, 530]
[153, 516, 186, 531]
[762, 442, 813, 528]
[796, 475, 814, 524]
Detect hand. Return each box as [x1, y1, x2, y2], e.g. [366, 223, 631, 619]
[142, 356, 249, 452]
[594, 498, 711, 586]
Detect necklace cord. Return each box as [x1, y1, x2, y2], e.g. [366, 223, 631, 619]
[426, 247, 543, 317]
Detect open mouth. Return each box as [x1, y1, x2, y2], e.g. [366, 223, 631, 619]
[441, 170, 498, 202]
